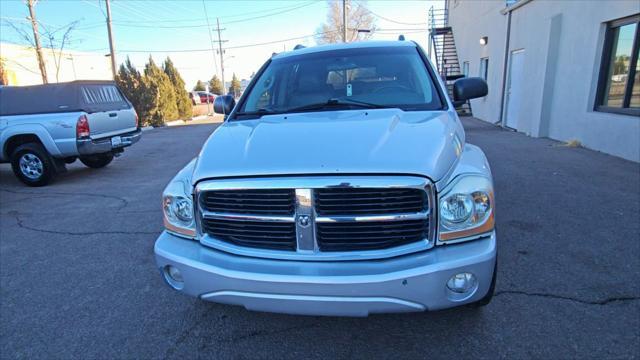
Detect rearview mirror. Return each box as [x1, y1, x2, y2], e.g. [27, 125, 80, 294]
[452, 77, 488, 107]
[214, 95, 235, 115]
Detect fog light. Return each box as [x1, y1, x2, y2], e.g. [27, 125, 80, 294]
[447, 272, 477, 294]
[163, 265, 184, 290]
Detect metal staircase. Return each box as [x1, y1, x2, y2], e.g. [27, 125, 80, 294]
[428, 7, 471, 116]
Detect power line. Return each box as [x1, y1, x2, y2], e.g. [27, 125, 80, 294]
[357, 2, 427, 26]
[111, 0, 318, 24]
[102, 1, 317, 29]
[115, 31, 336, 53]
[201, 0, 219, 82]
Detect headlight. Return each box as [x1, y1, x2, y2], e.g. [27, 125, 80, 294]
[439, 174, 494, 242]
[162, 159, 197, 239]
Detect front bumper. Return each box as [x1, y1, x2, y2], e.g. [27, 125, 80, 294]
[77, 129, 142, 155]
[154, 231, 496, 316]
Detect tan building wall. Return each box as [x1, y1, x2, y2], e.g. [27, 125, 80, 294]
[0, 42, 112, 86]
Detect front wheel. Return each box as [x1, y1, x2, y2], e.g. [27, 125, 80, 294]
[10, 143, 55, 187]
[79, 153, 114, 168]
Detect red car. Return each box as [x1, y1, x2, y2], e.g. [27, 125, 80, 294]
[197, 91, 216, 103]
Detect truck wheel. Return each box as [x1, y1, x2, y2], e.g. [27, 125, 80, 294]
[10, 143, 55, 187]
[79, 153, 114, 168]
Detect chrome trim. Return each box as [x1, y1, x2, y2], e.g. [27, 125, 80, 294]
[294, 189, 316, 252]
[195, 176, 435, 261]
[201, 211, 295, 223]
[316, 211, 429, 223]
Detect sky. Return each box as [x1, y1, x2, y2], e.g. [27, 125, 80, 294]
[0, 0, 444, 89]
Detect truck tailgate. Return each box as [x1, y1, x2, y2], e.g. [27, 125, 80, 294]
[87, 108, 137, 139]
[80, 84, 137, 139]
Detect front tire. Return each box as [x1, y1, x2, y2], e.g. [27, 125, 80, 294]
[79, 153, 114, 168]
[10, 143, 55, 187]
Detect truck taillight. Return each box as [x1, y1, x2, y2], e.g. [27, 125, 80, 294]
[134, 111, 139, 128]
[76, 115, 90, 138]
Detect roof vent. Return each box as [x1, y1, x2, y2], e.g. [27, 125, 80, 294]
[398, 35, 405, 41]
[293, 44, 306, 50]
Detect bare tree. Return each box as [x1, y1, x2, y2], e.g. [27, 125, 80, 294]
[4, 17, 79, 83]
[316, 0, 377, 44]
[40, 20, 79, 82]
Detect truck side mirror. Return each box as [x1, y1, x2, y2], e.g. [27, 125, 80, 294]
[214, 95, 235, 115]
[452, 77, 488, 107]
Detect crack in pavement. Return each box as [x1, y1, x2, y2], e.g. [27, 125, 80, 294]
[0, 188, 129, 210]
[495, 290, 640, 305]
[229, 323, 320, 343]
[163, 312, 218, 359]
[12, 214, 158, 236]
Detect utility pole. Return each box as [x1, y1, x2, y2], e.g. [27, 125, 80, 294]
[215, 18, 227, 94]
[27, 0, 47, 84]
[105, 0, 117, 79]
[342, 0, 348, 42]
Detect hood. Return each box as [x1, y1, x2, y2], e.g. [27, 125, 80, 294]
[192, 109, 464, 183]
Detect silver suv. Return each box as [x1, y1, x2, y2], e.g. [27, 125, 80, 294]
[154, 41, 496, 316]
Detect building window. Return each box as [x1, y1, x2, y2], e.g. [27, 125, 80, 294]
[462, 61, 469, 77]
[596, 14, 639, 116]
[479, 58, 489, 81]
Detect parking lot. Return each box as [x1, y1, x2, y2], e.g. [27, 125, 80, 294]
[1, 118, 638, 359]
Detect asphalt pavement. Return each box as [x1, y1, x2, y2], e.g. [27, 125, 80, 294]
[1, 117, 638, 359]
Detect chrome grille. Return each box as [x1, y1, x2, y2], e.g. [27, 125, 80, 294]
[201, 218, 296, 250]
[200, 189, 295, 215]
[314, 188, 427, 215]
[316, 219, 429, 251]
[196, 177, 433, 261]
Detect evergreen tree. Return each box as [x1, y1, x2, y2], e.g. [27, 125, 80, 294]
[208, 75, 224, 95]
[144, 56, 179, 126]
[116, 57, 150, 125]
[163, 57, 192, 119]
[193, 80, 206, 91]
[228, 73, 242, 98]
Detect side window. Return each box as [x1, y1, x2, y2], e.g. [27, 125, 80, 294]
[244, 72, 276, 110]
[81, 85, 124, 104]
[479, 58, 489, 81]
[462, 61, 470, 77]
[596, 14, 639, 115]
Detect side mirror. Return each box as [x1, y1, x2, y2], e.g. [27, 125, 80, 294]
[452, 77, 488, 107]
[214, 95, 235, 115]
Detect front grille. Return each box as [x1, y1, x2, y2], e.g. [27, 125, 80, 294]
[201, 218, 296, 250]
[314, 188, 427, 215]
[316, 219, 429, 251]
[200, 189, 295, 215]
[197, 179, 432, 259]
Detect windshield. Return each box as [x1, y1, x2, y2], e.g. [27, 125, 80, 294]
[238, 46, 444, 116]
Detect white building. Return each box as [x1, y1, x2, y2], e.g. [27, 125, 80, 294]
[445, 0, 639, 162]
[0, 42, 112, 86]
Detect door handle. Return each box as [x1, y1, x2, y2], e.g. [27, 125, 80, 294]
[109, 112, 117, 117]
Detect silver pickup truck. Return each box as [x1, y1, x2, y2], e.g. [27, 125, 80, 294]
[0, 81, 141, 186]
[155, 41, 496, 316]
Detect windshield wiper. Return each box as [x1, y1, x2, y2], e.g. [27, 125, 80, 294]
[286, 98, 389, 113]
[234, 108, 280, 118]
